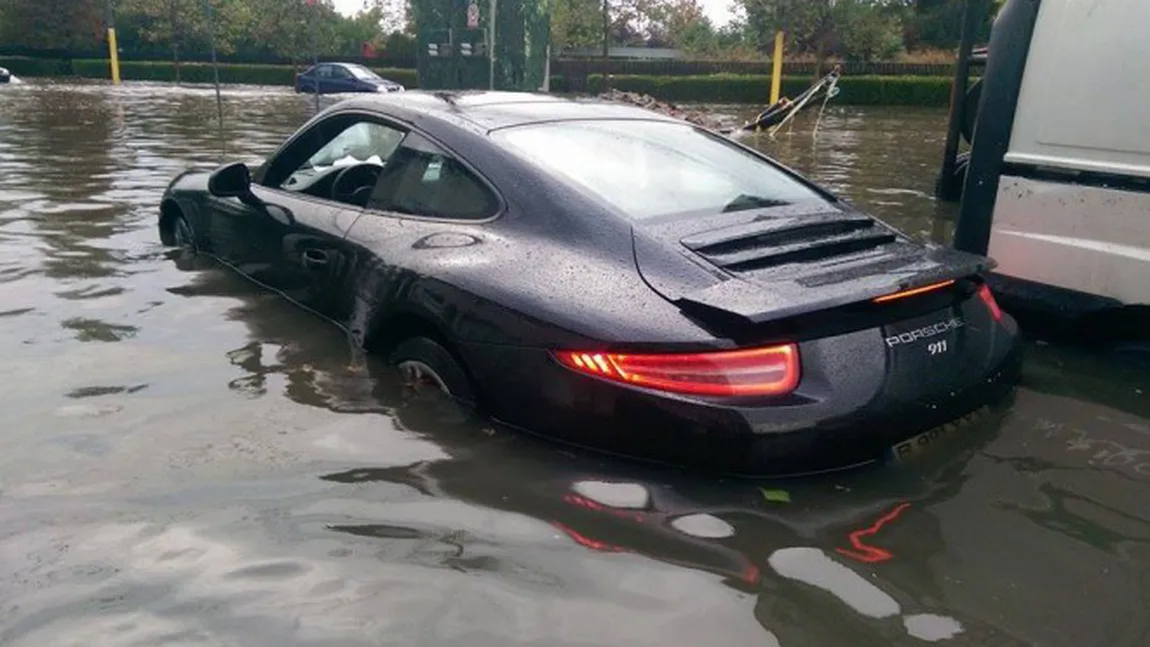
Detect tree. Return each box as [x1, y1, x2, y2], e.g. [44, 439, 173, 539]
[833, 0, 904, 61]
[0, 0, 105, 51]
[737, 0, 909, 69]
[551, 0, 601, 51]
[905, 0, 995, 50]
[739, 0, 835, 75]
[644, 0, 710, 49]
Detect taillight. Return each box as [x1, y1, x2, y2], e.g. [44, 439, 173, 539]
[553, 344, 800, 397]
[977, 283, 1003, 321]
[872, 279, 956, 303]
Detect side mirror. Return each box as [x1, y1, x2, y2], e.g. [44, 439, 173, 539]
[208, 162, 250, 197]
[208, 162, 263, 208]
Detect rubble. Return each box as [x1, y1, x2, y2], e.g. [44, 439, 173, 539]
[596, 88, 734, 132]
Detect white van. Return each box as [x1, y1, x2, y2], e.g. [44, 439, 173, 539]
[951, 0, 1150, 337]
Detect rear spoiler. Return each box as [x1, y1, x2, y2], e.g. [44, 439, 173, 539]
[674, 249, 994, 325]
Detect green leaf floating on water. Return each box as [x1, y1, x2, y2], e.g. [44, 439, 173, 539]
[761, 488, 791, 503]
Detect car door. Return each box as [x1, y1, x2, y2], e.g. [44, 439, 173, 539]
[247, 112, 408, 321]
[329, 65, 357, 93]
[343, 131, 503, 337]
[311, 64, 333, 93]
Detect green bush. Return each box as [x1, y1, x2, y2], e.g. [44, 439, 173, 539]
[587, 73, 956, 106]
[0, 56, 71, 77]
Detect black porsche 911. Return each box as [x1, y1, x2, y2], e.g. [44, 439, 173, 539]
[158, 90, 1022, 476]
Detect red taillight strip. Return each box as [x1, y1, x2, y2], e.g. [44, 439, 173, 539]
[977, 283, 1003, 321]
[872, 279, 956, 304]
[554, 344, 800, 397]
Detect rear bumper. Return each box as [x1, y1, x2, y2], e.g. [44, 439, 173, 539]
[459, 319, 1023, 477]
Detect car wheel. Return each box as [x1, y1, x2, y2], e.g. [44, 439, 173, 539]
[172, 214, 196, 250]
[166, 213, 201, 271]
[388, 336, 476, 404]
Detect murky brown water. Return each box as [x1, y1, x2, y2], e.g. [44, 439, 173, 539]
[1, 80, 1149, 647]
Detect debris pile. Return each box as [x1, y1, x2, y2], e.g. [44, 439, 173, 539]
[596, 88, 732, 132]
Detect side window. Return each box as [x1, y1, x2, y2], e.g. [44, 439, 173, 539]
[315, 65, 332, 79]
[262, 115, 407, 205]
[331, 66, 352, 80]
[367, 134, 499, 221]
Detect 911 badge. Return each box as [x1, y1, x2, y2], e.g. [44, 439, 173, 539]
[884, 317, 964, 349]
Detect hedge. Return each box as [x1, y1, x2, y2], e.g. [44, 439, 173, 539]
[0, 56, 72, 77]
[2, 57, 419, 89]
[587, 73, 957, 106]
[2, 56, 952, 106]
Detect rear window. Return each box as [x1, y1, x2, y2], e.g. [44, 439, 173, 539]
[489, 119, 828, 220]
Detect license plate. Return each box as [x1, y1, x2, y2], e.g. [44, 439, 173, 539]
[886, 406, 990, 463]
[887, 422, 959, 463]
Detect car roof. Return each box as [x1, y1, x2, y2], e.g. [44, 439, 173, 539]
[333, 90, 683, 133]
[310, 61, 368, 70]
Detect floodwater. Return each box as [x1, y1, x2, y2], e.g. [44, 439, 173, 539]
[0, 80, 1148, 647]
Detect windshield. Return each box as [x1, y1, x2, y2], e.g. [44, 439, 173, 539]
[346, 64, 380, 80]
[489, 119, 828, 220]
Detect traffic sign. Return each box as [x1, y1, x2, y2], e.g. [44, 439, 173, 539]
[467, 2, 479, 28]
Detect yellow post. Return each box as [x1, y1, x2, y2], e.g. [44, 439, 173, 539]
[769, 30, 784, 104]
[107, 27, 121, 85]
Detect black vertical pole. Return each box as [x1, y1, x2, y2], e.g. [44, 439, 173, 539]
[312, 0, 320, 113]
[206, 0, 224, 160]
[601, 0, 610, 91]
[936, 0, 985, 201]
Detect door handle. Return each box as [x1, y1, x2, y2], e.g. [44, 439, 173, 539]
[301, 248, 330, 269]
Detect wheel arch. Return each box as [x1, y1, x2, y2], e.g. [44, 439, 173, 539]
[363, 310, 454, 357]
[363, 309, 484, 402]
[158, 198, 186, 246]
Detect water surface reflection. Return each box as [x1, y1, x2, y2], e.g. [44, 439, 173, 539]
[0, 81, 1147, 647]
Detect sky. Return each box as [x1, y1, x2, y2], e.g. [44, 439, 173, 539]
[330, 0, 739, 30]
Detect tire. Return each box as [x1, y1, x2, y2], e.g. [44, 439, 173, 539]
[172, 213, 196, 250]
[164, 212, 201, 271]
[388, 336, 476, 405]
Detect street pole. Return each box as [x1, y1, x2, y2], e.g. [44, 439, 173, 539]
[601, 0, 610, 91]
[206, 0, 225, 160]
[106, 0, 121, 84]
[309, 0, 319, 113]
[769, 31, 784, 105]
[488, 0, 497, 90]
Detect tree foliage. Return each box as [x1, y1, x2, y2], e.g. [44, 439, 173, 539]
[551, 0, 998, 62]
[0, 0, 997, 63]
[0, 0, 105, 50]
[0, 0, 410, 60]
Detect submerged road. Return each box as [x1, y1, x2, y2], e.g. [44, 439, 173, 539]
[0, 80, 1147, 646]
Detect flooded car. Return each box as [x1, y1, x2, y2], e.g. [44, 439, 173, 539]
[0, 67, 11, 84]
[294, 62, 404, 95]
[157, 90, 1022, 476]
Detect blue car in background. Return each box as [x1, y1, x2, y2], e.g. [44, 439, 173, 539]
[294, 62, 405, 95]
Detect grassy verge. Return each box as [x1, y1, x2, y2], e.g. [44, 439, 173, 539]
[588, 73, 957, 106]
